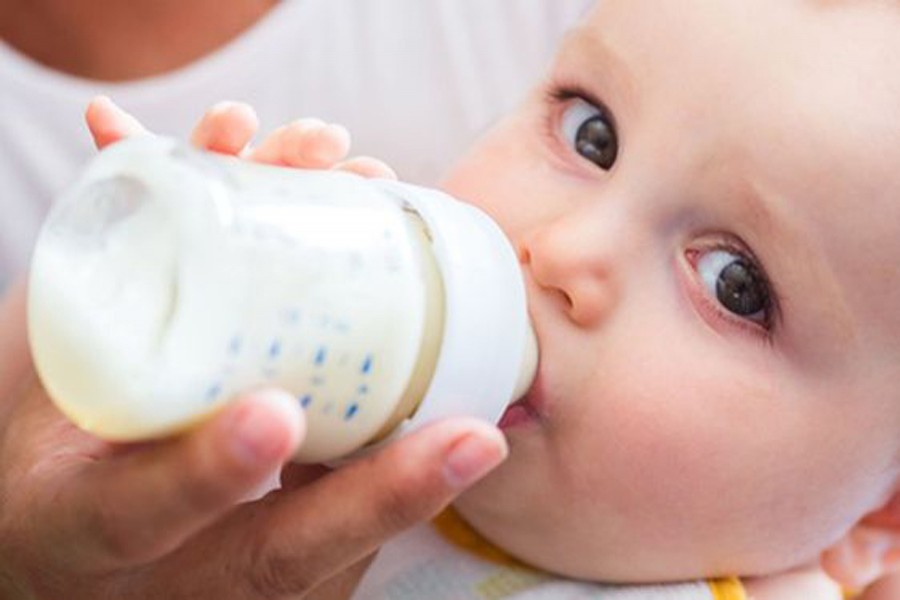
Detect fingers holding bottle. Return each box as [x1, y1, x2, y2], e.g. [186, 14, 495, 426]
[85, 96, 397, 178]
[134, 417, 508, 599]
[85, 95, 149, 150]
[48, 388, 303, 570]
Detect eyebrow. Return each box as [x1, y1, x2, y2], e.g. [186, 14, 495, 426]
[711, 163, 858, 353]
[553, 24, 639, 116]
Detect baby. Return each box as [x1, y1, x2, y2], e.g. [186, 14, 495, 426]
[86, 0, 900, 597]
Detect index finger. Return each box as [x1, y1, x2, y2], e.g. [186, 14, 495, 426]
[144, 418, 507, 598]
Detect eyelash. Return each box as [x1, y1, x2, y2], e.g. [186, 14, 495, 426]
[543, 81, 780, 343]
[685, 237, 781, 342]
[542, 81, 618, 172]
[545, 82, 613, 123]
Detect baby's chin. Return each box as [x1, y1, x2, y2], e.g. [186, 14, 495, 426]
[453, 483, 730, 584]
[455, 490, 819, 586]
[450, 497, 613, 581]
[451, 474, 603, 580]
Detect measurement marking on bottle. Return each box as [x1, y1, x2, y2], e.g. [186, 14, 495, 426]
[284, 308, 301, 324]
[268, 339, 282, 359]
[357, 384, 369, 395]
[228, 335, 243, 356]
[299, 394, 313, 408]
[314, 346, 328, 366]
[205, 383, 222, 403]
[361, 354, 373, 374]
[344, 403, 359, 421]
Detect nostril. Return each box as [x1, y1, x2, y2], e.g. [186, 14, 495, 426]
[560, 289, 575, 313]
[568, 279, 614, 328]
[518, 244, 532, 265]
[519, 239, 575, 312]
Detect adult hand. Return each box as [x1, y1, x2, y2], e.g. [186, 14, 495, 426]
[0, 100, 508, 599]
[0, 278, 506, 600]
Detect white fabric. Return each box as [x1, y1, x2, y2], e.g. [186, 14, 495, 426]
[353, 520, 717, 600]
[0, 0, 593, 292]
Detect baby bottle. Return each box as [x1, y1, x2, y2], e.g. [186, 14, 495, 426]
[28, 136, 537, 463]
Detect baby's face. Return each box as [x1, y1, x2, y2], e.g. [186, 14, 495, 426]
[443, 0, 900, 582]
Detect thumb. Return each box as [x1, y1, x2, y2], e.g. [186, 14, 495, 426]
[202, 418, 508, 598]
[67, 388, 304, 567]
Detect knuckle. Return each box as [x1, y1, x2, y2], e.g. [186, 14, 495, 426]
[89, 505, 152, 563]
[176, 434, 241, 514]
[177, 474, 224, 516]
[245, 537, 317, 598]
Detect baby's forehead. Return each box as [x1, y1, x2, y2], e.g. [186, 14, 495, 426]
[571, 1, 900, 206]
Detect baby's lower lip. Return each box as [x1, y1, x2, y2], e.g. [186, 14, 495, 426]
[498, 396, 541, 430]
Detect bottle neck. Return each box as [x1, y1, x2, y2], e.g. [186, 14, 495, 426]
[369, 209, 445, 442]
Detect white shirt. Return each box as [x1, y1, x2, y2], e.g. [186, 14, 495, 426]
[0, 0, 593, 291]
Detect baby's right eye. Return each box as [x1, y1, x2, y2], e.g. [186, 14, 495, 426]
[559, 97, 619, 171]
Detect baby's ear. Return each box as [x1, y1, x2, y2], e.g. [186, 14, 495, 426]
[820, 493, 900, 591]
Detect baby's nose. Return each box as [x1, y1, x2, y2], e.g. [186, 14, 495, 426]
[519, 218, 620, 329]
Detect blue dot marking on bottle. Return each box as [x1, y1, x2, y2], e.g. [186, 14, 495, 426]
[344, 403, 359, 421]
[228, 335, 242, 356]
[314, 347, 327, 366]
[268, 339, 282, 359]
[299, 394, 313, 408]
[205, 383, 222, 403]
[357, 384, 369, 395]
[361, 354, 373, 374]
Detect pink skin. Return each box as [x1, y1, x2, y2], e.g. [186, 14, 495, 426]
[86, 96, 397, 179]
[445, 0, 900, 587]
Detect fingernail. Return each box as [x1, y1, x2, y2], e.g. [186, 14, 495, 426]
[209, 100, 239, 116]
[227, 393, 294, 467]
[443, 429, 508, 490]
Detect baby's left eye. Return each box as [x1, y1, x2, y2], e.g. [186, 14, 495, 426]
[559, 97, 618, 171]
[696, 248, 771, 325]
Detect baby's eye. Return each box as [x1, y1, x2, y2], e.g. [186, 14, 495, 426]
[696, 248, 771, 325]
[559, 97, 618, 171]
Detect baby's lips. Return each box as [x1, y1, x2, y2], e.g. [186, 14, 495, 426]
[498, 400, 536, 429]
[498, 375, 547, 430]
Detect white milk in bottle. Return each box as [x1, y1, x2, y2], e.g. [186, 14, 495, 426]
[28, 137, 536, 462]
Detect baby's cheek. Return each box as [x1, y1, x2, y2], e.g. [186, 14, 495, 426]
[556, 376, 766, 544]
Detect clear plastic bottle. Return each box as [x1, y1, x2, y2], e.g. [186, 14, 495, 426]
[28, 137, 537, 463]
